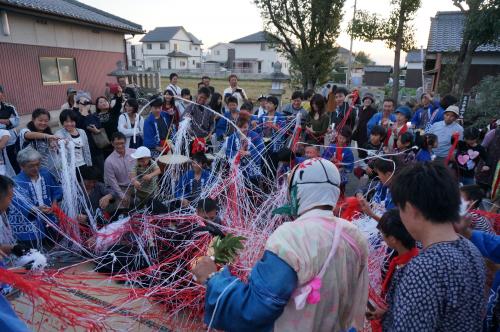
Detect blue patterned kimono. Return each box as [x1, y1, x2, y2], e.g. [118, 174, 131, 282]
[226, 130, 265, 179]
[10, 168, 63, 241]
[175, 169, 211, 200]
[256, 112, 287, 153]
[322, 144, 355, 185]
[372, 182, 395, 210]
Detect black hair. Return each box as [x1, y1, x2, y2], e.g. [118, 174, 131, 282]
[226, 96, 238, 105]
[440, 94, 458, 109]
[267, 96, 279, 107]
[209, 92, 223, 113]
[390, 162, 461, 223]
[28, 108, 52, 134]
[197, 198, 218, 213]
[460, 185, 485, 209]
[373, 158, 395, 174]
[169, 73, 178, 81]
[79, 165, 101, 181]
[95, 96, 110, 113]
[125, 98, 139, 113]
[162, 90, 176, 108]
[464, 127, 480, 141]
[383, 98, 396, 107]
[201, 76, 210, 80]
[111, 131, 126, 142]
[291, 91, 303, 100]
[399, 132, 414, 146]
[326, 84, 331, 88]
[419, 133, 438, 150]
[310, 94, 326, 117]
[0, 175, 14, 201]
[276, 148, 296, 162]
[198, 87, 211, 97]
[59, 109, 79, 125]
[181, 88, 191, 97]
[335, 87, 349, 96]
[370, 125, 387, 139]
[304, 89, 315, 100]
[192, 152, 208, 165]
[240, 101, 254, 112]
[339, 126, 352, 142]
[377, 209, 416, 250]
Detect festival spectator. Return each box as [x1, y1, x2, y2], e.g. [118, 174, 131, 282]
[223, 74, 247, 108]
[0, 84, 20, 173]
[0, 174, 32, 332]
[104, 132, 135, 208]
[305, 94, 329, 145]
[411, 92, 441, 131]
[428, 105, 463, 162]
[385, 106, 412, 153]
[193, 158, 368, 332]
[454, 127, 488, 185]
[55, 109, 93, 171]
[302, 88, 315, 112]
[477, 125, 500, 190]
[215, 96, 239, 143]
[200, 76, 215, 95]
[354, 125, 388, 179]
[95, 93, 122, 158]
[367, 98, 397, 135]
[357, 158, 397, 220]
[162, 90, 180, 131]
[60, 87, 77, 111]
[385, 162, 485, 331]
[323, 126, 355, 196]
[435, 94, 458, 121]
[77, 166, 118, 226]
[166, 73, 182, 101]
[130, 146, 161, 208]
[257, 96, 286, 153]
[282, 91, 307, 119]
[415, 133, 438, 162]
[226, 116, 265, 181]
[394, 132, 416, 165]
[367, 209, 418, 332]
[74, 91, 104, 174]
[183, 87, 214, 139]
[176, 152, 211, 206]
[117, 77, 137, 99]
[255, 95, 267, 117]
[353, 93, 377, 159]
[322, 83, 332, 99]
[303, 144, 321, 160]
[144, 96, 171, 156]
[118, 98, 144, 149]
[459, 184, 494, 234]
[19, 108, 59, 173]
[10, 148, 62, 249]
[177, 88, 191, 116]
[329, 87, 356, 130]
[208, 92, 224, 115]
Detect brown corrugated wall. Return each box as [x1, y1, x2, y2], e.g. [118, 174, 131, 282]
[0, 42, 125, 115]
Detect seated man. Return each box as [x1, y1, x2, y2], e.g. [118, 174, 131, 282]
[10, 148, 62, 249]
[176, 152, 211, 206]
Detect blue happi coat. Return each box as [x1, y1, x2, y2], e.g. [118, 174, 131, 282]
[143, 112, 173, 149]
[10, 168, 63, 241]
[226, 130, 265, 179]
[256, 112, 287, 153]
[175, 169, 211, 200]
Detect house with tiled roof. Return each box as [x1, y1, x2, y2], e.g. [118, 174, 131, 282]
[206, 31, 290, 75]
[0, 0, 143, 115]
[363, 65, 393, 87]
[137, 26, 202, 72]
[424, 11, 500, 93]
[404, 49, 425, 88]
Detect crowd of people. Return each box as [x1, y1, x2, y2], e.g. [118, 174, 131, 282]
[0, 70, 499, 331]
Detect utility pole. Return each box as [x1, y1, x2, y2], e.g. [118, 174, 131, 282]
[347, 0, 357, 89]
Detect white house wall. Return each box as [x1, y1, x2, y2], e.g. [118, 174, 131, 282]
[0, 11, 124, 53]
[233, 43, 289, 75]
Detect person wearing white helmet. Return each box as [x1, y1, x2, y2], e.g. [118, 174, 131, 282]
[192, 157, 368, 332]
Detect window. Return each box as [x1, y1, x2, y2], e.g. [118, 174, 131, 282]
[180, 61, 186, 67]
[195, 47, 198, 51]
[260, 43, 266, 51]
[168, 58, 172, 69]
[189, 44, 192, 51]
[160, 43, 166, 50]
[153, 59, 161, 70]
[216, 50, 220, 55]
[174, 44, 178, 51]
[192, 60, 195, 65]
[146, 43, 152, 50]
[40, 57, 78, 84]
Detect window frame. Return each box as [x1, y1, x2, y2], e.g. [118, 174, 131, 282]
[146, 43, 152, 50]
[160, 43, 166, 50]
[39, 57, 78, 85]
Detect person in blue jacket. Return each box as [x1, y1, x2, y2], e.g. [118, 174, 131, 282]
[176, 152, 211, 206]
[256, 96, 287, 153]
[215, 96, 239, 142]
[143, 96, 173, 156]
[367, 98, 397, 136]
[9, 148, 62, 250]
[226, 116, 265, 181]
[411, 93, 441, 131]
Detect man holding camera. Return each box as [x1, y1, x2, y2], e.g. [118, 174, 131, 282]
[223, 74, 247, 108]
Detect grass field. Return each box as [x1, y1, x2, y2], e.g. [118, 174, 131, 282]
[160, 77, 294, 103]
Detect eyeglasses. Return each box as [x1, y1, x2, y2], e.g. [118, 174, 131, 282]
[79, 101, 92, 106]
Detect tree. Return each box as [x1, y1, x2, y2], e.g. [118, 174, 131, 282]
[349, 0, 421, 101]
[254, 0, 345, 88]
[463, 75, 500, 129]
[451, 0, 500, 100]
[354, 51, 374, 66]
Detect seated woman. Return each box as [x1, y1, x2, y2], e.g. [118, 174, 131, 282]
[10, 148, 62, 250]
[226, 116, 265, 185]
[176, 152, 211, 207]
[19, 108, 59, 173]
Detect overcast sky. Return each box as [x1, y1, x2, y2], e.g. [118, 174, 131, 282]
[81, 0, 458, 65]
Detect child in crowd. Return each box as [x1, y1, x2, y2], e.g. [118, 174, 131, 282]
[459, 185, 494, 233]
[454, 127, 489, 185]
[144, 96, 172, 157]
[385, 106, 412, 154]
[354, 125, 387, 179]
[415, 133, 438, 162]
[395, 132, 416, 165]
[177, 88, 192, 116]
[176, 152, 211, 207]
[130, 146, 162, 208]
[367, 209, 419, 332]
[255, 95, 267, 118]
[322, 126, 355, 196]
[215, 96, 239, 145]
